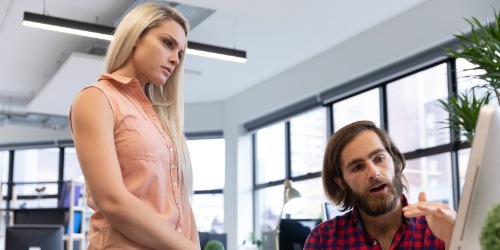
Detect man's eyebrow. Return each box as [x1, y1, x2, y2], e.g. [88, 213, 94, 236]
[344, 148, 387, 169]
[369, 148, 387, 158]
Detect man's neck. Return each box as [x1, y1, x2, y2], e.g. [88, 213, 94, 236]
[358, 200, 403, 249]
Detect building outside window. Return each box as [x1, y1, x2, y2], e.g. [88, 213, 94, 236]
[333, 88, 381, 130]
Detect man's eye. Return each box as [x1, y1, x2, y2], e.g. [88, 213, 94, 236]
[352, 165, 362, 172]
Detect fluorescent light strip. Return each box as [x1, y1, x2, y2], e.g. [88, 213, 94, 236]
[186, 48, 247, 63]
[22, 20, 114, 41]
[22, 12, 247, 63]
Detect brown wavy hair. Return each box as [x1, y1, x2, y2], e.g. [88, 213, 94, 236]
[322, 120, 408, 211]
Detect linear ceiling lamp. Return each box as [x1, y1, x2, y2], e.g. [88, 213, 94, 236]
[23, 12, 114, 41]
[22, 12, 247, 63]
[187, 41, 246, 63]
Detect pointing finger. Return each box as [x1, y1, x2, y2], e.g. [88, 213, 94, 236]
[418, 192, 428, 203]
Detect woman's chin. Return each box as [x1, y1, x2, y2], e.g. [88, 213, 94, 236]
[149, 79, 167, 87]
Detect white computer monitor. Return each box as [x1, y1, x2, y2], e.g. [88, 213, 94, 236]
[321, 201, 346, 222]
[449, 105, 500, 250]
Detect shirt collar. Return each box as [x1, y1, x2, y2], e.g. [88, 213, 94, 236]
[99, 73, 140, 86]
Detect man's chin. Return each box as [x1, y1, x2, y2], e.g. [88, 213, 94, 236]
[358, 193, 397, 216]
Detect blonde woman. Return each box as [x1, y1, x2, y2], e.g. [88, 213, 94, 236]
[70, 3, 199, 249]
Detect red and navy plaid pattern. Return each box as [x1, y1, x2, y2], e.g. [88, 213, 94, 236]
[304, 195, 445, 250]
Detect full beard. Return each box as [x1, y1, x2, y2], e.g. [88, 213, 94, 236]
[345, 175, 404, 217]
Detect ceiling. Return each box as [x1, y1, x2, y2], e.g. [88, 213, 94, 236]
[0, 0, 427, 122]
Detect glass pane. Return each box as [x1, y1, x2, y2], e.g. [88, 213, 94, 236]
[403, 153, 453, 206]
[288, 178, 326, 220]
[458, 148, 471, 194]
[64, 147, 83, 181]
[192, 193, 224, 233]
[0, 151, 8, 183]
[255, 184, 283, 237]
[387, 64, 450, 153]
[290, 108, 327, 177]
[13, 148, 60, 208]
[456, 58, 488, 93]
[256, 123, 286, 184]
[14, 148, 59, 183]
[333, 88, 380, 131]
[1, 151, 9, 210]
[188, 138, 225, 190]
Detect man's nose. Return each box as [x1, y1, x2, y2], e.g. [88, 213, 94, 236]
[367, 162, 380, 178]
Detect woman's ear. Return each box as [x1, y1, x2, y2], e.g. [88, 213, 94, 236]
[334, 177, 344, 190]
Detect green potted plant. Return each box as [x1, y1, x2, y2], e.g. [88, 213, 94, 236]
[240, 232, 262, 250]
[438, 9, 500, 144]
[480, 203, 500, 249]
[439, 10, 500, 249]
[204, 240, 225, 250]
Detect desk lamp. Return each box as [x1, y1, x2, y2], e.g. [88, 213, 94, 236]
[274, 179, 305, 250]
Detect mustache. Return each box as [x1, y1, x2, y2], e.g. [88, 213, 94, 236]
[367, 177, 389, 189]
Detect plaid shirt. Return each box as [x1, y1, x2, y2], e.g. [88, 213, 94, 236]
[304, 195, 445, 250]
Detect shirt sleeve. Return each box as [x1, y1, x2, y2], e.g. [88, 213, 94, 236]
[303, 226, 321, 250]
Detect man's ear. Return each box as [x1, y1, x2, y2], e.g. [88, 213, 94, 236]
[334, 177, 344, 190]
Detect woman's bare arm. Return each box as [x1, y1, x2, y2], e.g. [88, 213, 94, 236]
[71, 87, 199, 250]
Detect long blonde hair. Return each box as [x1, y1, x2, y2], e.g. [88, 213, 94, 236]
[104, 3, 193, 203]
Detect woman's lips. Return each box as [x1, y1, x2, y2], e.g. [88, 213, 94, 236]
[162, 66, 172, 76]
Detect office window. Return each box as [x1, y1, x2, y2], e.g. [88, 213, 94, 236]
[188, 138, 225, 190]
[456, 58, 487, 93]
[387, 63, 450, 153]
[13, 148, 59, 208]
[333, 88, 380, 131]
[192, 193, 224, 233]
[188, 138, 225, 233]
[0, 151, 8, 195]
[288, 178, 325, 220]
[255, 184, 283, 235]
[255, 123, 286, 184]
[404, 152, 453, 206]
[290, 108, 327, 177]
[63, 147, 82, 181]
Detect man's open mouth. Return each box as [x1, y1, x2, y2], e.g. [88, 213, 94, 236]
[370, 184, 387, 192]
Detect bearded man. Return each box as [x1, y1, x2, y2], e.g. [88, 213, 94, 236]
[304, 121, 456, 250]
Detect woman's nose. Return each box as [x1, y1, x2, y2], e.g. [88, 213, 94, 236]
[169, 53, 180, 66]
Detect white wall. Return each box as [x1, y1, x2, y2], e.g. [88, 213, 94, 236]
[0, 125, 71, 144]
[1, 0, 500, 249]
[184, 101, 225, 132]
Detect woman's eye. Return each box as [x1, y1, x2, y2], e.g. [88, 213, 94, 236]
[164, 40, 173, 47]
[375, 156, 385, 163]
